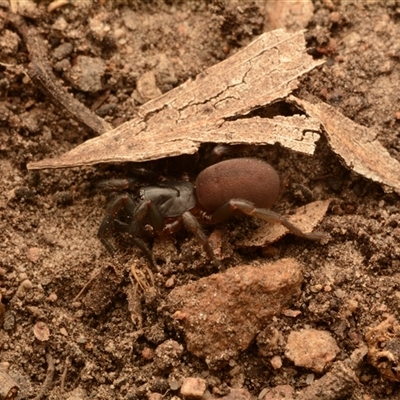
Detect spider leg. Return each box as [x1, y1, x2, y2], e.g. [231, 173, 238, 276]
[98, 193, 135, 254]
[98, 195, 160, 266]
[97, 178, 137, 191]
[209, 199, 326, 241]
[182, 211, 222, 267]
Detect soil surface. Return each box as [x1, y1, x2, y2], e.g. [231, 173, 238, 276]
[1, 1, 400, 399]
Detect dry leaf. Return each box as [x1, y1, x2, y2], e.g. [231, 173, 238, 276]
[27, 30, 324, 170]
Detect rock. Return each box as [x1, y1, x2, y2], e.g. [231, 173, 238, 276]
[121, 8, 139, 31]
[214, 388, 252, 400]
[148, 393, 163, 400]
[68, 56, 106, 92]
[263, 385, 294, 400]
[0, 30, 20, 56]
[270, 355, 282, 370]
[33, 321, 50, 342]
[65, 387, 88, 400]
[154, 340, 184, 373]
[180, 377, 207, 399]
[53, 42, 73, 61]
[296, 361, 358, 400]
[256, 327, 284, 357]
[167, 258, 303, 367]
[285, 329, 340, 373]
[263, 0, 314, 31]
[133, 71, 162, 104]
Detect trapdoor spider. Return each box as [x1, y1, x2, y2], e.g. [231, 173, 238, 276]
[98, 158, 325, 266]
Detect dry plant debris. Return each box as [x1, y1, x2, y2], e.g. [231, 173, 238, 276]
[81, 265, 123, 316]
[0, 370, 19, 400]
[27, 29, 324, 170]
[8, 12, 112, 135]
[289, 96, 400, 193]
[365, 315, 400, 382]
[32, 354, 55, 400]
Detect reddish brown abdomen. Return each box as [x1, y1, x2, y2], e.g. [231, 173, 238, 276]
[195, 158, 280, 212]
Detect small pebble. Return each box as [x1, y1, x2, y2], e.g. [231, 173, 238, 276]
[263, 385, 294, 400]
[165, 277, 175, 288]
[142, 347, 154, 360]
[270, 355, 282, 370]
[148, 393, 163, 400]
[306, 374, 315, 385]
[282, 309, 301, 318]
[169, 379, 181, 391]
[33, 321, 50, 341]
[27, 247, 41, 263]
[68, 55, 106, 92]
[180, 377, 207, 399]
[16, 279, 33, 298]
[285, 329, 340, 373]
[47, 293, 58, 302]
[3, 311, 15, 331]
[133, 71, 162, 104]
[18, 272, 28, 282]
[53, 42, 73, 61]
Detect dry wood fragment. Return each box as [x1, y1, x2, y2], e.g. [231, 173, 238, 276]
[9, 13, 112, 136]
[27, 29, 324, 170]
[289, 96, 400, 193]
[60, 356, 70, 393]
[0, 370, 19, 400]
[239, 199, 331, 247]
[33, 354, 55, 400]
[365, 316, 400, 382]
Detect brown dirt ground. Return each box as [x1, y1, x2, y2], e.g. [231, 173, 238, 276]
[1, 1, 400, 399]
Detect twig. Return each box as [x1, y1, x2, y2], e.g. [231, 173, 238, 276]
[73, 268, 102, 302]
[8, 12, 112, 135]
[33, 353, 55, 400]
[60, 356, 70, 393]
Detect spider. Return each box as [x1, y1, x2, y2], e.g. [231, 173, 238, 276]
[97, 157, 325, 266]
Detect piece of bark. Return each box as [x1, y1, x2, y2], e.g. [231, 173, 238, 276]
[289, 96, 400, 193]
[27, 30, 324, 170]
[9, 13, 112, 136]
[238, 199, 331, 247]
[0, 370, 19, 400]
